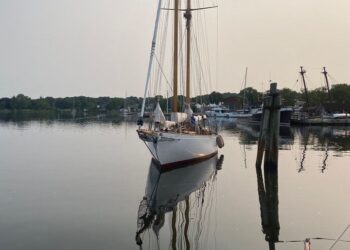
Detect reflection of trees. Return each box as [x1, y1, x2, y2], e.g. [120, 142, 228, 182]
[235, 123, 294, 148]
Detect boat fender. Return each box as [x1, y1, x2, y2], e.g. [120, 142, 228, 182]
[216, 135, 224, 148]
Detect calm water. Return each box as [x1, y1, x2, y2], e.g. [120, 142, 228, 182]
[0, 118, 350, 250]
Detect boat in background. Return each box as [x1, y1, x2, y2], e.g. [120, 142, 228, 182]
[205, 104, 238, 118]
[205, 104, 253, 118]
[291, 67, 350, 125]
[250, 107, 293, 126]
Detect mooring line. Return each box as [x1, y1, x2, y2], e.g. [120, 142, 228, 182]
[329, 224, 350, 249]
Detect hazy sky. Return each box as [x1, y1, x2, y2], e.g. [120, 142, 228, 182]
[1, 0, 350, 98]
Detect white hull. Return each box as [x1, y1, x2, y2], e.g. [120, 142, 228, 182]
[139, 131, 218, 166]
[206, 111, 252, 118]
[206, 111, 236, 118]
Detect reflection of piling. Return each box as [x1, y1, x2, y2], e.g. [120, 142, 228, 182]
[256, 83, 280, 250]
[304, 238, 311, 250]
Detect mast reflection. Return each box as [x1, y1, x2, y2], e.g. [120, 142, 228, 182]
[294, 126, 350, 173]
[135, 154, 224, 248]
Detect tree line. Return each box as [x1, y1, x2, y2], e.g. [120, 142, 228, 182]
[1, 83, 350, 113]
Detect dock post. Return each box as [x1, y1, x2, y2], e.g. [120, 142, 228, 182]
[256, 82, 281, 169]
[255, 83, 281, 250]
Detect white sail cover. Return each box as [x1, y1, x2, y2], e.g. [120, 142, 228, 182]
[171, 112, 188, 123]
[153, 102, 166, 123]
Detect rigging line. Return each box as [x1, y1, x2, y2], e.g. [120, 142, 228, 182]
[327, 73, 340, 85]
[154, 54, 173, 92]
[192, 32, 207, 99]
[329, 224, 350, 249]
[155, 5, 170, 96]
[160, 4, 171, 96]
[193, 2, 204, 90]
[278, 237, 350, 243]
[200, 4, 213, 93]
[161, 5, 218, 11]
[179, 28, 186, 110]
[302, 66, 323, 70]
[192, 23, 210, 98]
[304, 74, 317, 89]
[154, 8, 165, 95]
[196, 2, 212, 101]
[190, 49, 197, 99]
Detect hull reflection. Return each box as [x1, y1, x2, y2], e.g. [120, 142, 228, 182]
[136, 154, 224, 247]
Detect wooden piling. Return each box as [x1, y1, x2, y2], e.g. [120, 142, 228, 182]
[256, 82, 281, 169]
[256, 83, 281, 250]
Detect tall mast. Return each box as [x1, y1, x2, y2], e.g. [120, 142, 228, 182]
[322, 67, 332, 101]
[243, 67, 248, 109]
[185, 0, 192, 104]
[172, 0, 179, 112]
[300, 66, 309, 108]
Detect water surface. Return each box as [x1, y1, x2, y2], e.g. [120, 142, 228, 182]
[0, 118, 349, 250]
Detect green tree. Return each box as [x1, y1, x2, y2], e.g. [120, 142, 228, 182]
[12, 94, 31, 109]
[31, 97, 51, 110]
[308, 87, 328, 107]
[239, 87, 259, 107]
[279, 88, 301, 106]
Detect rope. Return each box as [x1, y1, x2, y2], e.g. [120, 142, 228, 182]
[154, 54, 172, 92]
[275, 237, 350, 244]
[329, 224, 350, 249]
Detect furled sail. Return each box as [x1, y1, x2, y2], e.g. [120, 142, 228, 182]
[184, 103, 194, 121]
[153, 102, 166, 123]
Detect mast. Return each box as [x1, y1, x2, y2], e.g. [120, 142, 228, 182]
[138, 0, 163, 126]
[185, 0, 192, 104]
[166, 90, 169, 114]
[172, 0, 179, 112]
[184, 197, 190, 249]
[299, 66, 309, 109]
[322, 67, 332, 101]
[171, 208, 177, 250]
[243, 67, 248, 109]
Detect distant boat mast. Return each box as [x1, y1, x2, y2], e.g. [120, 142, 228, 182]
[321, 67, 332, 101]
[299, 66, 309, 108]
[243, 67, 248, 109]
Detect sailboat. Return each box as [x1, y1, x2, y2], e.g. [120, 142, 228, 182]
[137, 0, 224, 168]
[291, 66, 350, 125]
